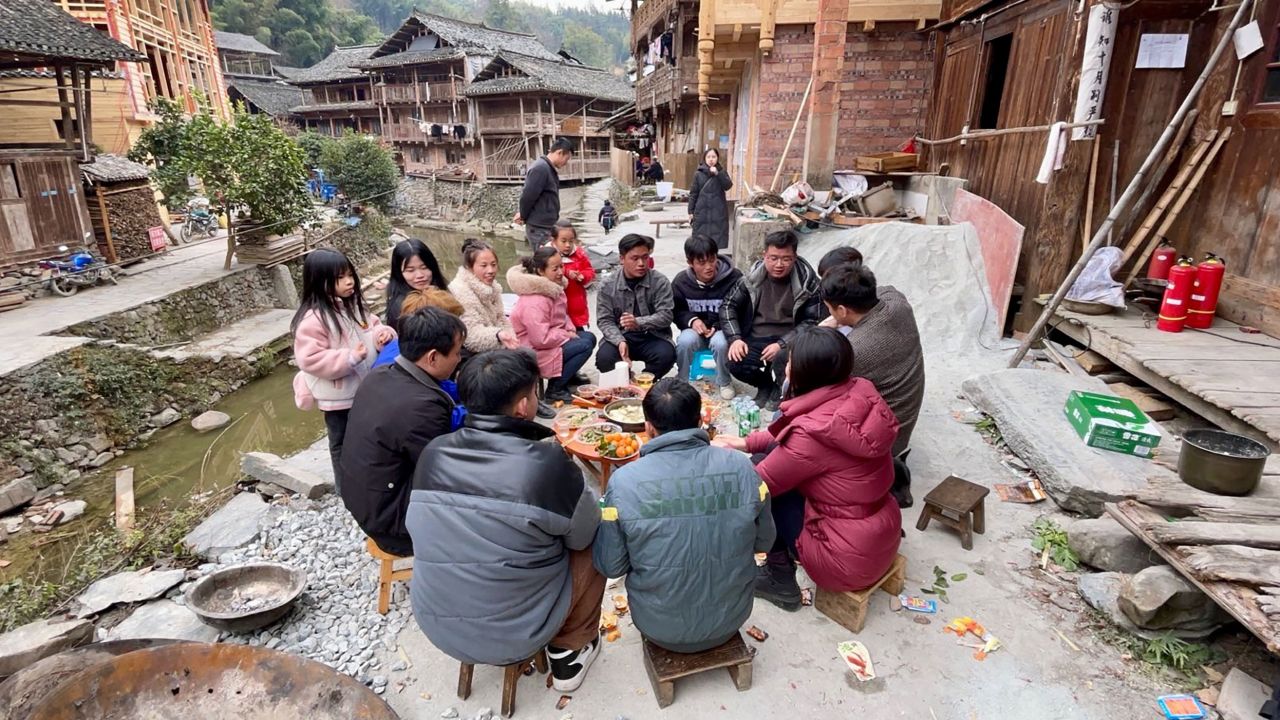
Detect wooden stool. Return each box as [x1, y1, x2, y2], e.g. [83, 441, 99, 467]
[916, 475, 990, 550]
[457, 651, 547, 718]
[814, 553, 907, 633]
[642, 632, 754, 709]
[365, 537, 412, 615]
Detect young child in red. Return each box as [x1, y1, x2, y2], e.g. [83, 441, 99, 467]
[552, 220, 595, 330]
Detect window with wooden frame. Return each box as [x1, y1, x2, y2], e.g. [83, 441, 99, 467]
[976, 32, 1014, 129]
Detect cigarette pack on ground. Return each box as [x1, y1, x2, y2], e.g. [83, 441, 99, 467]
[898, 594, 938, 613]
[1064, 390, 1162, 457]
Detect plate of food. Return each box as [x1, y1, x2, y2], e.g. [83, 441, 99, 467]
[603, 399, 645, 432]
[597, 431, 641, 461]
[610, 386, 643, 400]
[573, 422, 621, 447]
[555, 407, 599, 430]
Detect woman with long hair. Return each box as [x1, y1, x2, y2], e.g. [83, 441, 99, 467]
[451, 238, 519, 354]
[385, 238, 449, 331]
[714, 326, 900, 609]
[688, 148, 733, 250]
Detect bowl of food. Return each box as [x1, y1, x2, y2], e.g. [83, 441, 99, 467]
[575, 384, 599, 399]
[574, 422, 621, 447]
[604, 399, 646, 432]
[610, 385, 643, 400]
[591, 388, 615, 404]
[555, 408, 598, 430]
[597, 431, 642, 461]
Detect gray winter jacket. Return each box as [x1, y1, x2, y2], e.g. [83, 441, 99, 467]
[407, 413, 600, 666]
[519, 156, 560, 228]
[593, 428, 775, 653]
[595, 268, 675, 346]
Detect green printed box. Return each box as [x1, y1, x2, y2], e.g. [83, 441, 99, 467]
[1064, 390, 1162, 457]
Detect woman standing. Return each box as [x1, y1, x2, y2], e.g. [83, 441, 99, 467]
[507, 247, 597, 404]
[714, 326, 900, 609]
[688, 148, 733, 250]
[385, 238, 449, 331]
[451, 238, 520, 354]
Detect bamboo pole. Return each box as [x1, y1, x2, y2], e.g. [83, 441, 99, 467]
[770, 77, 813, 193]
[1008, 0, 1254, 368]
[1118, 131, 1217, 264]
[1082, 138, 1100, 254]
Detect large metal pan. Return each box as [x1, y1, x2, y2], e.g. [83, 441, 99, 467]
[1177, 428, 1270, 496]
[0, 640, 182, 720]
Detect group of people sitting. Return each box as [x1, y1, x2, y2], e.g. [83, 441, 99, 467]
[288, 222, 927, 692]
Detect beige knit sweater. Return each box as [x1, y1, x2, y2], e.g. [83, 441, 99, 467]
[452, 267, 512, 353]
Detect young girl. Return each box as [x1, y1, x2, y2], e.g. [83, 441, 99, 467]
[551, 220, 595, 330]
[291, 248, 395, 492]
[385, 238, 450, 332]
[451, 238, 519, 354]
[508, 247, 597, 405]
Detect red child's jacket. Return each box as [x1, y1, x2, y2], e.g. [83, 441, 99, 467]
[561, 246, 596, 328]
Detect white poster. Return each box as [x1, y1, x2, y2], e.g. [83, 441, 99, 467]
[1234, 21, 1264, 60]
[1071, 4, 1118, 140]
[1136, 33, 1189, 68]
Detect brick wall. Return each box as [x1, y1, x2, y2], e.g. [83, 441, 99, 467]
[753, 23, 934, 188]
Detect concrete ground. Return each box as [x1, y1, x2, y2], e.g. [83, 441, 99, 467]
[369, 183, 1177, 719]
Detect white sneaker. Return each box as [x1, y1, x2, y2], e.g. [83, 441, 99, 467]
[547, 635, 601, 693]
[719, 386, 736, 401]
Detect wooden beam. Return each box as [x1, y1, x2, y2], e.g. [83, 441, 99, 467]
[1147, 521, 1280, 550]
[732, 23, 743, 42]
[863, 19, 876, 30]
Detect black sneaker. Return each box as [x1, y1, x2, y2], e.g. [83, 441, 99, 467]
[547, 635, 601, 692]
[754, 563, 802, 612]
[536, 401, 556, 419]
[752, 385, 773, 408]
[570, 372, 591, 387]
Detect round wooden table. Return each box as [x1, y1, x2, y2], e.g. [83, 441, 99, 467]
[557, 430, 648, 491]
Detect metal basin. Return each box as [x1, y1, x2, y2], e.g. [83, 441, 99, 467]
[27, 643, 398, 720]
[184, 562, 306, 633]
[1177, 429, 1270, 496]
[603, 398, 646, 432]
[0, 640, 182, 720]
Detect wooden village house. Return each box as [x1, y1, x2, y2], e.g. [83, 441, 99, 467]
[289, 44, 384, 137]
[625, 0, 941, 190]
[214, 30, 276, 79]
[0, 0, 144, 269]
[0, 0, 229, 156]
[216, 30, 303, 122]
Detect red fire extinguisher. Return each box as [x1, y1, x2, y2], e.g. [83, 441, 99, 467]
[1147, 241, 1177, 282]
[1186, 253, 1225, 329]
[1157, 258, 1197, 333]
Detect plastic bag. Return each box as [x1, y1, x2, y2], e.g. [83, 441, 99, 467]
[780, 181, 815, 206]
[1066, 246, 1126, 309]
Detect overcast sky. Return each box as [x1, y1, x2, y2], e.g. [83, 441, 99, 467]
[522, 0, 622, 13]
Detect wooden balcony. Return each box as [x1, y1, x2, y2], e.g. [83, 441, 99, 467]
[378, 81, 461, 104]
[559, 115, 611, 136]
[478, 113, 557, 135]
[635, 62, 697, 111]
[383, 122, 463, 143]
[633, 0, 678, 43]
[484, 153, 612, 183]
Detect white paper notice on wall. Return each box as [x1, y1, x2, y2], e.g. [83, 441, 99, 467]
[1136, 34, 1189, 69]
[1070, 4, 1119, 141]
[1234, 21, 1265, 60]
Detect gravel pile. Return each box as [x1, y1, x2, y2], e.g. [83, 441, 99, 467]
[187, 496, 411, 686]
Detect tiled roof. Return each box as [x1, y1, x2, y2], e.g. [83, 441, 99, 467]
[227, 77, 305, 117]
[370, 12, 560, 63]
[213, 31, 278, 56]
[464, 53, 632, 102]
[81, 154, 150, 183]
[272, 65, 303, 80]
[289, 45, 377, 84]
[0, 0, 145, 64]
[353, 47, 465, 70]
[290, 100, 380, 113]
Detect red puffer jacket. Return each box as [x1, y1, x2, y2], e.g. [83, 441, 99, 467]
[746, 377, 901, 591]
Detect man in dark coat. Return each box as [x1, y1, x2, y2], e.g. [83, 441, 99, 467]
[516, 137, 574, 250]
[688, 149, 733, 249]
[340, 308, 465, 556]
[407, 349, 605, 692]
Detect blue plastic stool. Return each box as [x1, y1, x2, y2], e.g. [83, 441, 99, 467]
[688, 349, 718, 381]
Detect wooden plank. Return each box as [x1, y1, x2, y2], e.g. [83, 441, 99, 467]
[1075, 349, 1115, 374]
[1107, 382, 1175, 421]
[1133, 477, 1280, 518]
[114, 466, 134, 533]
[1146, 521, 1280, 550]
[1107, 501, 1280, 654]
[1181, 545, 1280, 587]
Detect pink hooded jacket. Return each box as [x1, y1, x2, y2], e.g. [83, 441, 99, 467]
[747, 377, 901, 591]
[507, 266, 575, 378]
[291, 308, 390, 411]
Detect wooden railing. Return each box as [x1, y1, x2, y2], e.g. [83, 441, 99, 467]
[378, 81, 460, 104]
[383, 122, 462, 142]
[634, 62, 697, 111]
[478, 114, 557, 134]
[633, 0, 676, 42]
[559, 115, 610, 136]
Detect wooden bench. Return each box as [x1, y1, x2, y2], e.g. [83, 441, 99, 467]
[642, 632, 754, 709]
[648, 218, 688, 237]
[916, 475, 990, 550]
[814, 553, 907, 633]
[365, 537, 412, 615]
[457, 651, 547, 718]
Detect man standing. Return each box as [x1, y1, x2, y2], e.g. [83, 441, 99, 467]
[407, 349, 605, 692]
[820, 263, 925, 506]
[340, 307, 465, 556]
[593, 378, 775, 653]
[596, 234, 676, 378]
[516, 137, 574, 250]
[721, 230, 822, 410]
[672, 234, 741, 397]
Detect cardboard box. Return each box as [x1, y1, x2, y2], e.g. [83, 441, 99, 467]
[1064, 390, 1162, 457]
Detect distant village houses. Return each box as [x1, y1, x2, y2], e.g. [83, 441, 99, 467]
[216, 31, 305, 122]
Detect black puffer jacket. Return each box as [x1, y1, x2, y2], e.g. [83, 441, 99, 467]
[340, 356, 454, 556]
[688, 164, 733, 249]
[720, 257, 823, 346]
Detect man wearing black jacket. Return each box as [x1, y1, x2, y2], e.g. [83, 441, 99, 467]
[515, 138, 574, 250]
[340, 308, 465, 556]
[673, 234, 741, 398]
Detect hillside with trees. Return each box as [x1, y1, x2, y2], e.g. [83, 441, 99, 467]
[210, 0, 383, 67]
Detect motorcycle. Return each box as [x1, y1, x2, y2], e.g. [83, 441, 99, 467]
[180, 197, 219, 242]
[38, 244, 117, 297]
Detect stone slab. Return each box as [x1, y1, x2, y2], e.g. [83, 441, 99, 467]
[0, 617, 93, 677]
[0, 477, 37, 514]
[1067, 516, 1162, 574]
[962, 369, 1179, 516]
[1219, 667, 1272, 720]
[72, 568, 187, 618]
[154, 309, 294, 363]
[241, 452, 332, 499]
[182, 491, 271, 560]
[105, 600, 220, 643]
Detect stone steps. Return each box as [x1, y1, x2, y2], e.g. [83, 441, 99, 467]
[153, 308, 295, 363]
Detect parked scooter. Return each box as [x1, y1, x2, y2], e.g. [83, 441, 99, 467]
[38, 244, 117, 297]
[181, 197, 219, 241]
